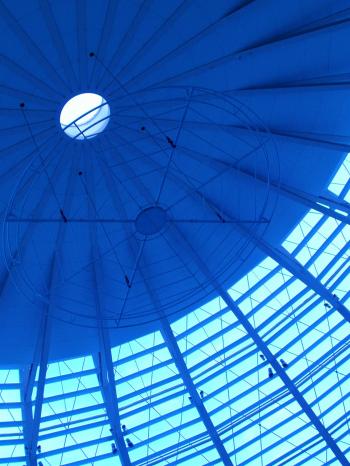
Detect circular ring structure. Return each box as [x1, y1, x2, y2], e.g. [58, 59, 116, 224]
[3, 86, 279, 329]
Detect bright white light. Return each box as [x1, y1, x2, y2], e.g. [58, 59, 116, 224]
[60, 93, 110, 140]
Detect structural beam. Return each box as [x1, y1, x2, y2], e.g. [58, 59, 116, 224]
[0, 2, 68, 93]
[127, 114, 350, 155]
[98, 103, 348, 461]
[176, 145, 350, 224]
[168, 224, 349, 465]
[1, 140, 68, 298]
[19, 150, 79, 466]
[91, 258, 132, 466]
[114, 134, 350, 323]
[142, 282, 235, 465]
[97, 155, 233, 465]
[20, 365, 36, 462]
[204, 189, 350, 324]
[136, 118, 350, 224]
[87, 159, 132, 466]
[160, 317, 233, 466]
[38, 0, 78, 89]
[20, 259, 56, 466]
[198, 191, 350, 323]
[109, 111, 349, 220]
[104, 117, 350, 229]
[239, 225, 350, 323]
[105, 4, 350, 93]
[147, 280, 233, 466]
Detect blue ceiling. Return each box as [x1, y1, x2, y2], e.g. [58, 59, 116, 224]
[0, 0, 348, 363]
[0, 2, 349, 466]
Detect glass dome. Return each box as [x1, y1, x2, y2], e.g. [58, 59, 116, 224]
[1, 155, 350, 464]
[0, 2, 349, 466]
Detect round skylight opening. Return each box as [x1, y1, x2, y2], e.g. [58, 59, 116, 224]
[60, 93, 110, 140]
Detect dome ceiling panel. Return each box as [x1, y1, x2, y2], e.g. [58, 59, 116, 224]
[0, 0, 347, 373]
[142, 18, 350, 92]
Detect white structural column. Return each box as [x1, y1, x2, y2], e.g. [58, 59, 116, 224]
[19, 153, 78, 466]
[91, 252, 132, 466]
[160, 316, 234, 466]
[138, 270, 234, 465]
[20, 366, 35, 465]
[96, 155, 233, 465]
[21, 150, 80, 466]
[168, 224, 350, 465]
[20, 307, 52, 466]
[86, 155, 132, 466]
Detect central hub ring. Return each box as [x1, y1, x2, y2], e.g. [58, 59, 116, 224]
[135, 206, 168, 236]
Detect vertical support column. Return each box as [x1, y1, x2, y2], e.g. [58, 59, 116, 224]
[132, 260, 234, 465]
[96, 156, 233, 465]
[86, 155, 131, 466]
[91, 250, 132, 466]
[20, 364, 39, 466]
[20, 273, 53, 466]
[160, 316, 233, 466]
[19, 150, 80, 466]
